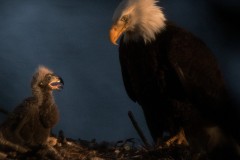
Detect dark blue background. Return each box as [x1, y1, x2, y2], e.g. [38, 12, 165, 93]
[0, 0, 239, 143]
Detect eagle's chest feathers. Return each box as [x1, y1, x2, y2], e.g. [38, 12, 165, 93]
[124, 41, 166, 99]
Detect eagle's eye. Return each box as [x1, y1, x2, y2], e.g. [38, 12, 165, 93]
[120, 15, 129, 23]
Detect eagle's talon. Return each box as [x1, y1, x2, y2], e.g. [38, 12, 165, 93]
[165, 128, 189, 147]
[47, 137, 58, 146]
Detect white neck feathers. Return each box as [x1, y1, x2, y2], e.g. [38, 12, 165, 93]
[121, 0, 166, 43]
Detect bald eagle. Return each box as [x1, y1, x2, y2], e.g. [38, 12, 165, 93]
[110, 0, 240, 158]
[0, 66, 63, 152]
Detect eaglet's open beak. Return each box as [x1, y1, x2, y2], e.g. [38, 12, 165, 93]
[109, 23, 127, 45]
[49, 75, 64, 90]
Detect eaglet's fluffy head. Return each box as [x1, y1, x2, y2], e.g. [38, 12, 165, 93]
[31, 65, 53, 89]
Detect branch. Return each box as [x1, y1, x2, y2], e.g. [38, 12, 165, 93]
[128, 111, 150, 147]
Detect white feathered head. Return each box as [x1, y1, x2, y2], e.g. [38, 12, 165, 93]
[110, 0, 166, 44]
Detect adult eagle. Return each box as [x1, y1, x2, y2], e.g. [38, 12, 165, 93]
[110, 0, 240, 158]
[0, 66, 64, 153]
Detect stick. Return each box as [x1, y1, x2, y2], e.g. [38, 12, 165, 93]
[0, 132, 29, 153]
[128, 111, 150, 147]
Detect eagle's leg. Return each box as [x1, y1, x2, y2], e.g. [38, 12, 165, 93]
[165, 128, 189, 146]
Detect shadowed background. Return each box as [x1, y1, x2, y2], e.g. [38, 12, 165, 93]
[0, 0, 239, 143]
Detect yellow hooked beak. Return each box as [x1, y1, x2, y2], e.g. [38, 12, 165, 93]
[109, 23, 127, 45]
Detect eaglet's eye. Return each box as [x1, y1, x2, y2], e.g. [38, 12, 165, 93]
[46, 74, 52, 80]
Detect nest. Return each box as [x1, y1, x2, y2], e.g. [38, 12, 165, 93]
[0, 129, 196, 160]
[0, 110, 206, 160]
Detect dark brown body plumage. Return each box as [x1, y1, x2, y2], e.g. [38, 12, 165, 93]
[119, 22, 240, 158]
[0, 94, 59, 147]
[0, 66, 63, 151]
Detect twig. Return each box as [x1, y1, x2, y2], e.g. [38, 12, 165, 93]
[128, 111, 150, 147]
[0, 132, 29, 153]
